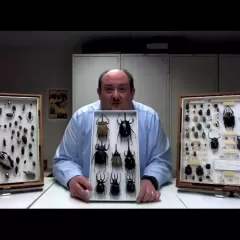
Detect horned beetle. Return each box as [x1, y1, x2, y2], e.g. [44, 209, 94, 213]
[96, 113, 109, 139]
[95, 171, 108, 196]
[92, 140, 109, 171]
[117, 112, 136, 143]
[126, 173, 136, 195]
[124, 139, 136, 171]
[111, 143, 122, 169]
[110, 172, 121, 197]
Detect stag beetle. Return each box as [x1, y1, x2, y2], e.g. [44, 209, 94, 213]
[0, 151, 14, 170]
[95, 171, 108, 195]
[126, 173, 135, 194]
[208, 129, 220, 151]
[223, 106, 235, 130]
[124, 139, 136, 171]
[111, 143, 122, 169]
[92, 140, 109, 171]
[110, 172, 121, 197]
[96, 113, 109, 139]
[117, 112, 136, 142]
[26, 111, 33, 122]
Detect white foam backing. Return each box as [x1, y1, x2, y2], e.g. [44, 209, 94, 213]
[0, 96, 41, 185]
[179, 94, 240, 186]
[89, 110, 140, 202]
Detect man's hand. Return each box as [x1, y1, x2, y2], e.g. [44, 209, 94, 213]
[136, 179, 160, 203]
[68, 176, 93, 202]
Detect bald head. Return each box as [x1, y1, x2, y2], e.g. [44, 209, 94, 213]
[97, 69, 135, 110]
[98, 69, 134, 93]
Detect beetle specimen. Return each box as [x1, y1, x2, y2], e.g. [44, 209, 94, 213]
[124, 139, 136, 171]
[6, 112, 14, 118]
[92, 140, 109, 171]
[223, 106, 235, 130]
[96, 113, 109, 139]
[208, 129, 221, 151]
[110, 172, 121, 197]
[23, 171, 36, 179]
[3, 138, 6, 147]
[21, 146, 25, 155]
[0, 108, 2, 115]
[22, 135, 27, 144]
[117, 112, 136, 142]
[26, 111, 33, 122]
[126, 173, 135, 195]
[16, 157, 20, 164]
[111, 143, 122, 169]
[95, 171, 108, 195]
[22, 104, 26, 111]
[237, 136, 240, 150]
[0, 151, 14, 170]
[11, 145, 14, 153]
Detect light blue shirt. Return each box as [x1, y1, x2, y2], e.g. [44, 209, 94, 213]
[53, 100, 172, 189]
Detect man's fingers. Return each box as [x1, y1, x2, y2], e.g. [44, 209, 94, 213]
[78, 177, 93, 191]
[136, 188, 145, 203]
[75, 183, 89, 202]
[155, 191, 161, 202]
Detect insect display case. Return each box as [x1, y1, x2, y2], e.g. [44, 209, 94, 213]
[176, 92, 240, 196]
[89, 110, 140, 202]
[0, 93, 44, 192]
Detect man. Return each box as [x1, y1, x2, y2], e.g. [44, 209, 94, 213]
[53, 69, 172, 203]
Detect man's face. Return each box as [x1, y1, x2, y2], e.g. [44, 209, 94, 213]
[97, 70, 135, 110]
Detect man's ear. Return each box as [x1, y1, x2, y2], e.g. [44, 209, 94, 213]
[131, 88, 135, 98]
[97, 88, 100, 97]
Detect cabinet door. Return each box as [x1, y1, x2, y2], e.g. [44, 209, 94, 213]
[120, 54, 170, 136]
[219, 54, 240, 92]
[170, 54, 219, 176]
[72, 54, 121, 113]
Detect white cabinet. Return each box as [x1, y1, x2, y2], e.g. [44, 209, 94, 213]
[72, 54, 121, 113]
[219, 54, 240, 92]
[169, 54, 219, 176]
[121, 54, 170, 135]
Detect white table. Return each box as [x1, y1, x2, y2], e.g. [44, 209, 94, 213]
[30, 180, 186, 208]
[0, 177, 55, 208]
[176, 189, 240, 208]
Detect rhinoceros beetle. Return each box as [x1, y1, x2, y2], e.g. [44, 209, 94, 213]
[208, 129, 220, 151]
[96, 113, 109, 139]
[124, 139, 135, 171]
[92, 140, 109, 171]
[126, 173, 135, 195]
[110, 172, 121, 197]
[95, 171, 108, 195]
[223, 105, 235, 130]
[111, 143, 122, 169]
[117, 112, 136, 143]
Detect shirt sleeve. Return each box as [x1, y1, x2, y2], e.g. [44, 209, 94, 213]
[143, 112, 173, 188]
[53, 115, 83, 188]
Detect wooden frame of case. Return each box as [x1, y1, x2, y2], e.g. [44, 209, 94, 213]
[176, 91, 240, 194]
[0, 93, 44, 190]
